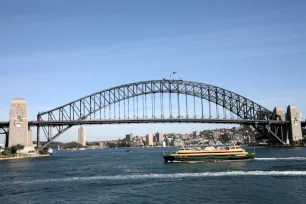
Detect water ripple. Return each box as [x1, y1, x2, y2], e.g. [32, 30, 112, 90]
[1, 171, 306, 185]
[255, 157, 306, 161]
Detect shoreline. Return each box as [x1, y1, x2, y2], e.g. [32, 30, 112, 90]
[0, 154, 50, 161]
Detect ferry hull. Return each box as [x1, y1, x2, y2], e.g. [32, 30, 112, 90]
[163, 154, 255, 163]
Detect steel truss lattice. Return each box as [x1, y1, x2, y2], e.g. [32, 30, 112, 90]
[37, 80, 279, 149]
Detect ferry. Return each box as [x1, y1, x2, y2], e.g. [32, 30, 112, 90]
[163, 143, 255, 163]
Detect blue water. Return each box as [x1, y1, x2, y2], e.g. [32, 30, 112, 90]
[1, 147, 306, 204]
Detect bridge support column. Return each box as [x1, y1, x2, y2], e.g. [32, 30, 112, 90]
[5, 131, 9, 148]
[287, 105, 302, 143]
[36, 114, 41, 152]
[8, 98, 35, 153]
[37, 126, 40, 152]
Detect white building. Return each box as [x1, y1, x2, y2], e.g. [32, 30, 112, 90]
[78, 127, 86, 146]
[156, 131, 164, 142]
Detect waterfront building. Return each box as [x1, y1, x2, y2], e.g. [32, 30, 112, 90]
[165, 138, 173, 146]
[131, 138, 144, 147]
[140, 136, 146, 142]
[213, 131, 220, 138]
[126, 133, 134, 142]
[193, 131, 199, 136]
[156, 131, 164, 142]
[78, 127, 86, 146]
[173, 138, 184, 147]
[146, 133, 153, 146]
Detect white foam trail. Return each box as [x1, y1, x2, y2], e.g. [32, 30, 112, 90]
[1, 171, 306, 185]
[255, 157, 306, 161]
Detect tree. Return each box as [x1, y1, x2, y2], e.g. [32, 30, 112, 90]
[1, 150, 10, 156]
[39, 148, 49, 154]
[10, 144, 24, 154]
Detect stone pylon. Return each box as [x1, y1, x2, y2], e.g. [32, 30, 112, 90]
[8, 98, 35, 153]
[287, 105, 303, 142]
[274, 107, 289, 144]
[8, 98, 29, 147]
[28, 129, 33, 147]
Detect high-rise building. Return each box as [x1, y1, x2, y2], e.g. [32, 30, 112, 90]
[156, 131, 164, 142]
[193, 131, 199, 136]
[78, 127, 86, 146]
[146, 133, 153, 146]
[126, 133, 134, 142]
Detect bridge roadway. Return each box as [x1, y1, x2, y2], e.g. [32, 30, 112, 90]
[0, 118, 293, 128]
[0, 122, 9, 128]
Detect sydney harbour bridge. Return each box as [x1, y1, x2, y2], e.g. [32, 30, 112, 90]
[0, 79, 305, 151]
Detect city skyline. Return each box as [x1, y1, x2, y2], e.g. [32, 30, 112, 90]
[67, 126, 257, 148]
[70, 126, 246, 143]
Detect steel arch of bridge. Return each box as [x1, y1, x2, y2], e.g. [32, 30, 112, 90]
[0, 127, 9, 147]
[37, 79, 277, 149]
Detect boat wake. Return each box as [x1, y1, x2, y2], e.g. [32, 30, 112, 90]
[1, 171, 306, 185]
[255, 157, 306, 161]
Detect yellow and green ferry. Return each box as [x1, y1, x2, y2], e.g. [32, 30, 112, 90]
[163, 144, 255, 163]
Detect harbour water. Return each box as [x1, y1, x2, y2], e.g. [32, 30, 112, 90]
[1, 146, 306, 204]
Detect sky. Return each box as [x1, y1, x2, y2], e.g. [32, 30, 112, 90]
[0, 0, 305, 142]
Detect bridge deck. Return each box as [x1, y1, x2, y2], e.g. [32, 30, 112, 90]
[0, 119, 296, 128]
[30, 118, 288, 126]
[0, 122, 9, 128]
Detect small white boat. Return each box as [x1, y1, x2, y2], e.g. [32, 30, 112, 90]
[48, 148, 53, 154]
